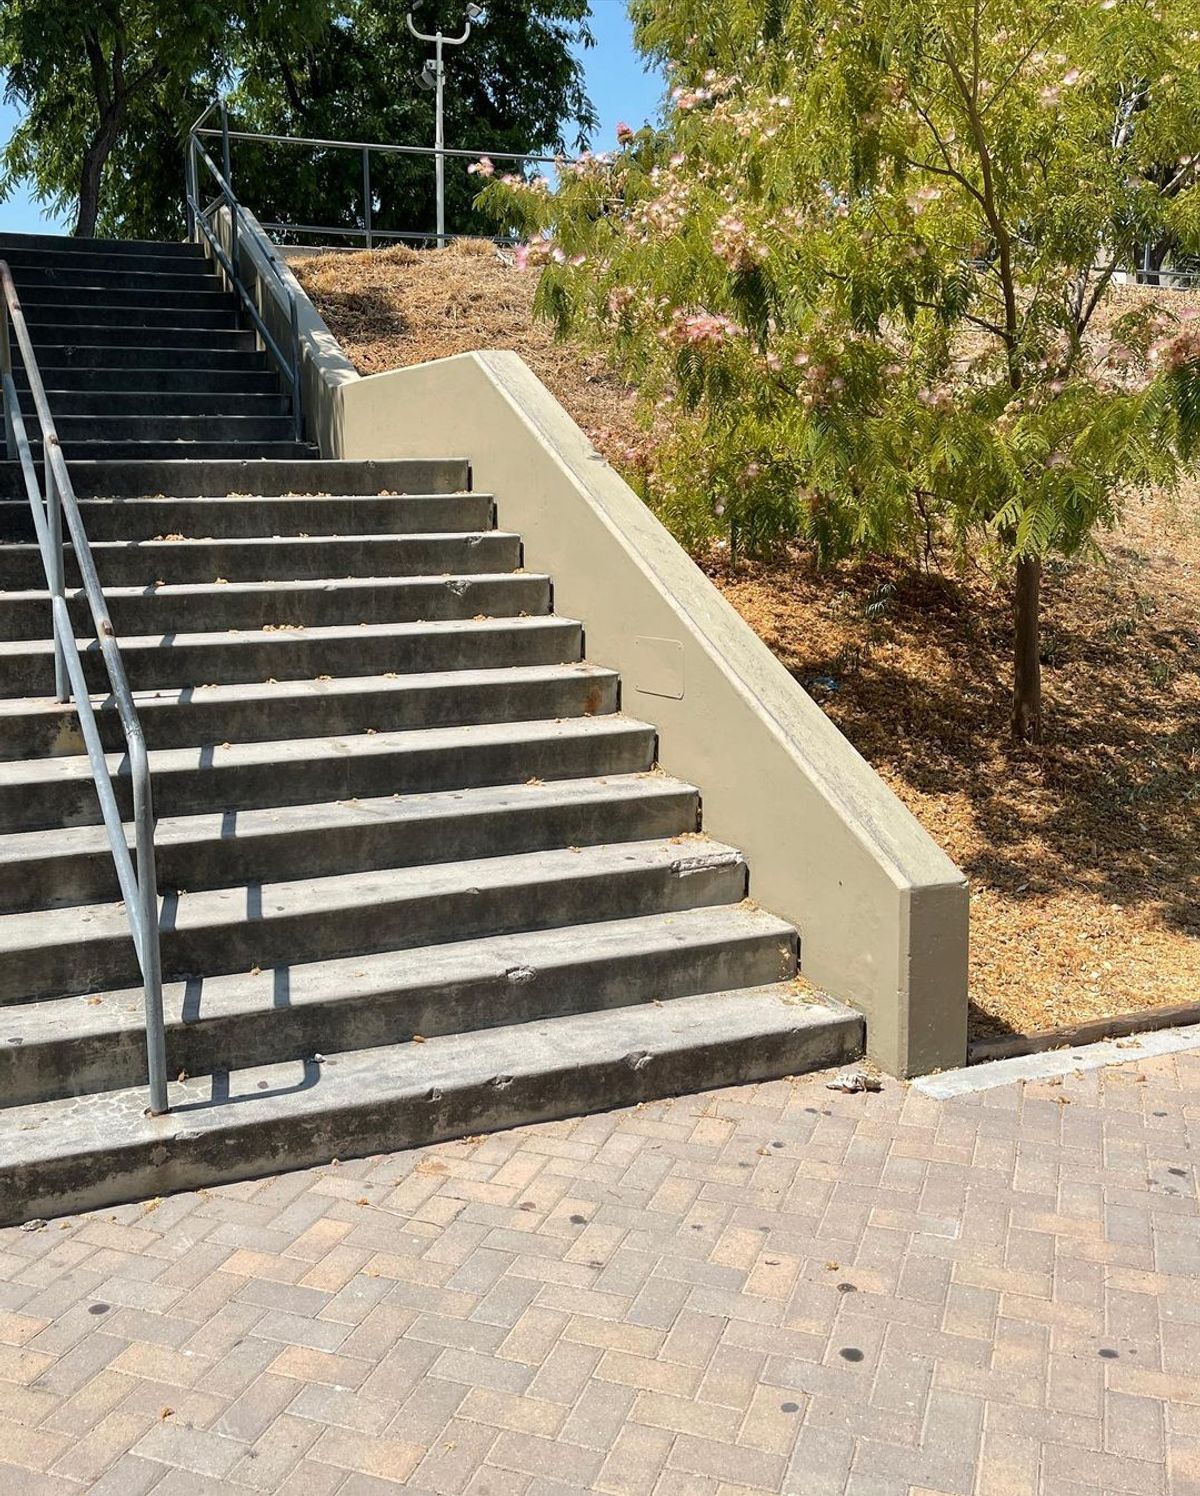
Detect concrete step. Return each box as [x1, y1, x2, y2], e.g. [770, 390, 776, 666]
[0, 531, 519, 589]
[15, 286, 236, 313]
[4, 265, 223, 294]
[0, 492, 494, 542]
[0, 231, 203, 258]
[0, 836, 749, 1002]
[0, 531, 518, 590]
[0, 772, 698, 912]
[0, 616, 583, 698]
[0, 244, 206, 277]
[25, 322, 256, 351]
[22, 439, 317, 463]
[40, 415, 298, 445]
[0, 715, 655, 832]
[0, 985, 860, 1225]
[6, 344, 268, 371]
[0, 571, 546, 641]
[0, 905, 794, 1105]
[0, 662, 620, 758]
[12, 367, 282, 395]
[18, 301, 240, 330]
[12, 391, 290, 419]
[0, 457, 469, 499]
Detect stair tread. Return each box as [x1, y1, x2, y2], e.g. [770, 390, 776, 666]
[0, 714, 648, 791]
[0, 772, 694, 867]
[0, 530, 509, 552]
[0, 661, 615, 720]
[0, 836, 743, 954]
[1, 571, 518, 603]
[0, 614, 579, 662]
[0, 986, 856, 1181]
[0, 493, 480, 510]
[2, 904, 786, 1049]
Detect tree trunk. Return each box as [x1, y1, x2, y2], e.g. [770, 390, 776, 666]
[74, 132, 112, 237]
[74, 104, 125, 238]
[1012, 555, 1042, 742]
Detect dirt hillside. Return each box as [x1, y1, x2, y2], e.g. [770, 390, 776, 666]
[293, 240, 1200, 1042]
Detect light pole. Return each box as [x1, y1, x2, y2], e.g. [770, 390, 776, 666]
[408, 4, 484, 247]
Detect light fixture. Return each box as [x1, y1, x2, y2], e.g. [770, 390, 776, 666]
[418, 61, 437, 91]
[466, 4, 486, 20]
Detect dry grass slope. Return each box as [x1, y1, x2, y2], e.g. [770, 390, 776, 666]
[294, 241, 1200, 1042]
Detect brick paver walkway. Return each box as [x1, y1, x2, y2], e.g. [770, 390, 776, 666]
[1, 1048, 1198, 1495]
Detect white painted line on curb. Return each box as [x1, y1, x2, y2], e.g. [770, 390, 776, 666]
[913, 1022, 1200, 1099]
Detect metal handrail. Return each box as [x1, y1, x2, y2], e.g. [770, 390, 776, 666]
[190, 106, 570, 250]
[185, 131, 305, 440]
[0, 262, 168, 1115]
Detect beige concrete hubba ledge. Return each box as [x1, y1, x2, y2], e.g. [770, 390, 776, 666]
[197, 219, 969, 1076]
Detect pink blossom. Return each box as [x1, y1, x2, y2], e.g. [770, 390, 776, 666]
[467, 156, 495, 177]
[616, 121, 635, 144]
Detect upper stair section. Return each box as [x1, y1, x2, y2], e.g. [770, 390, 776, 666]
[0, 230, 316, 465]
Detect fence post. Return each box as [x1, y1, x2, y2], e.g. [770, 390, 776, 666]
[363, 147, 373, 249]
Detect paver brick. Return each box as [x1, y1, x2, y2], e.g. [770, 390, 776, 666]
[1, 1052, 1197, 1494]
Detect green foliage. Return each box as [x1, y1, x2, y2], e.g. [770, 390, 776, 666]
[478, 0, 1200, 574]
[0, 0, 329, 236]
[227, 0, 596, 244]
[0, 0, 595, 240]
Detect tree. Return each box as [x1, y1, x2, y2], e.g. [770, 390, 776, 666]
[0, 0, 595, 243]
[227, 0, 596, 244]
[480, 0, 1200, 740]
[0, 0, 329, 237]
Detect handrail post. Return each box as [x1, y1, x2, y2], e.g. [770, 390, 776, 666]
[185, 136, 197, 241]
[44, 447, 68, 702]
[363, 146, 373, 249]
[219, 97, 233, 194]
[289, 289, 304, 441]
[1, 299, 12, 460]
[131, 735, 168, 1115]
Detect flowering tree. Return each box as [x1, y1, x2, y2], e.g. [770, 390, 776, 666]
[478, 0, 1200, 740]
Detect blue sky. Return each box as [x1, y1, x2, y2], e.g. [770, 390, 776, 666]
[0, 2, 663, 236]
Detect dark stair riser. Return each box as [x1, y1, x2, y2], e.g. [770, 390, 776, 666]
[15, 288, 236, 314]
[27, 416, 298, 445]
[25, 325, 256, 351]
[0, 572, 543, 642]
[0, 457, 470, 500]
[0, 719, 654, 834]
[0, 232, 203, 258]
[0, 780, 698, 911]
[11, 369, 283, 395]
[21, 441, 316, 463]
[1, 922, 794, 1106]
[0, 854, 748, 1002]
[0, 534, 518, 590]
[7, 346, 268, 372]
[6, 267, 229, 295]
[0, 494, 494, 543]
[0, 619, 583, 699]
[0, 668, 620, 758]
[20, 304, 240, 331]
[10, 392, 291, 420]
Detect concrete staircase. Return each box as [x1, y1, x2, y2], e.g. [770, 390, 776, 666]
[0, 230, 313, 463]
[0, 234, 861, 1224]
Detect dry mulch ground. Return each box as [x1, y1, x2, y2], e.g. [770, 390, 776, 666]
[294, 241, 1200, 1042]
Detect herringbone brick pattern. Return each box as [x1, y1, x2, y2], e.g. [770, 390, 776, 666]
[1, 1049, 1198, 1494]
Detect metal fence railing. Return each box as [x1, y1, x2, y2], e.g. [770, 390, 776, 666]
[0, 261, 168, 1115]
[191, 100, 562, 250]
